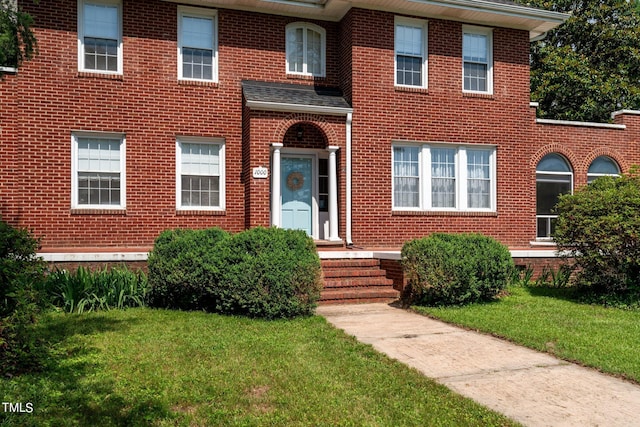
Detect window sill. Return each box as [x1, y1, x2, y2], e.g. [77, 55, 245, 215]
[395, 86, 428, 94]
[176, 209, 226, 216]
[178, 79, 219, 88]
[462, 91, 494, 100]
[530, 240, 556, 246]
[78, 71, 123, 81]
[0, 66, 17, 74]
[286, 74, 326, 82]
[71, 208, 127, 215]
[392, 210, 497, 217]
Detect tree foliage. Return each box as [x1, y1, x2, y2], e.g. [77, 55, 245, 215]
[0, 0, 37, 72]
[516, 0, 640, 122]
[554, 173, 640, 295]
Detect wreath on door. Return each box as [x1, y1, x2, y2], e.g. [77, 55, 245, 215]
[286, 171, 305, 191]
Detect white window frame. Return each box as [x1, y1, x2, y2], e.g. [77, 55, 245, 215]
[462, 25, 493, 95]
[285, 22, 326, 78]
[177, 6, 218, 82]
[77, 0, 123, 75]
[394, 17, 428, 89]
[71, 132, 126, 209]
[176, 137, 225, 211]
[392, 143, 496, 212]
[535, 154, 573, 240]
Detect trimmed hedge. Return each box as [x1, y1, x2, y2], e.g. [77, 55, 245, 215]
[147, 227, 230, 310]
[401, 233, 513, 306]
[147, 227, 322, 319]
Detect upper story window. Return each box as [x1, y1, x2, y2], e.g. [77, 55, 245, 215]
[395, 17, 427, 88]
[392, 143, 496, 212]
[176, 138, 225, 210]
[588, 156, 620, 183]
[72, 132, 126, 209]
[462, 26, 493, 94]
[286, 22, 325, 78]
[178, 7, 218, 82]
[78, 0, 122, 74]
[536, 153, 572, 239]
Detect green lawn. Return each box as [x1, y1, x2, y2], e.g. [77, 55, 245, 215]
[415, 286, 640, 383]
[0, 309, 515, 426]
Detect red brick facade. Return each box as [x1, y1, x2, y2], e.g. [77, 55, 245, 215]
[1, 0, 638, 254]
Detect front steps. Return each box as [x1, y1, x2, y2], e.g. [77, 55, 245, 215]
[319, 258, 400, 304]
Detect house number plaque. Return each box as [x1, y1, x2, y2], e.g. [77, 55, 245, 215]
[253, 166, 268, 179]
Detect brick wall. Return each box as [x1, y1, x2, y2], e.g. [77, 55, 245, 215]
[4, 1, 640, 253]
[5, 0, 344, 249]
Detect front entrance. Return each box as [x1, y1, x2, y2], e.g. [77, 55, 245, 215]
[281, 156, 313, 235]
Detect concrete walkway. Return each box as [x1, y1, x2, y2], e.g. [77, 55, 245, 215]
[316, 303, 640, 427]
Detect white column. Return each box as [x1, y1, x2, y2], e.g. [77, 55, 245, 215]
[271, 143, 283, 228]
[327, 145, 340, 241]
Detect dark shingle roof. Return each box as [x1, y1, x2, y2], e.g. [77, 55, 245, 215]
[242, 80, 351, 110]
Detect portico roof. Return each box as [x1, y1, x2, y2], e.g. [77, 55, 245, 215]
[242, 80, 353, 116]
[164, 0, 568, 40]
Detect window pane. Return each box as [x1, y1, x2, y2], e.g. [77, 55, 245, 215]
[181, 175, 220, 207]
[84, 3, 119, 40]
[537, 153, 571, 172]
[393, 146, 420, 208]
[84, 38, 118, 71]
[78, 172, 120, 205]
[463, 33, 487, 63]
[396, 25, 422, 56]
[182, 16, 213, 50]
[463, 62, 487, 92]
[307, 29, 322, 75]
[431, 148, 456, 208]
[287, 28, 304, 73]
[588, 156, 619, 175]
[397, 55, 422, 86]
[536, 178, 571, 215]
[182, 47, 213, 80]
[467, 150, 490, 208]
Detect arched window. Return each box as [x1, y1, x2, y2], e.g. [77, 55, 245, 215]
[588, 156, 620, 183]
[536, 153, 572, 239]
[286, 22, 325, 77]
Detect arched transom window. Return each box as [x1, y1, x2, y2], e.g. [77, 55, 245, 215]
[588, 156, 620, 183]
[286, 22, 325, 77]
[536, 153, 573, 239]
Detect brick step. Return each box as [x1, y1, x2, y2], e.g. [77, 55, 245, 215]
[320, 259, 381, 269]
[319, 288, 400, 305]
[322, 268, 388, 279]
[323, 276, 394, 288]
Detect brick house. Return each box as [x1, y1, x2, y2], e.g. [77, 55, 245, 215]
[2, 0, 640, 299]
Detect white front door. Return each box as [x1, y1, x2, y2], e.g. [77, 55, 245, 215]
[281, 156, 313, 236]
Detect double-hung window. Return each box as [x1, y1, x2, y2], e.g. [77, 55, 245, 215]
[72, 133, 125, 209]
[392, 144, 496, 211]
[176, 138, 225, 210]
[178, 7, 218, 82]
[462, 26, 493, 94]
[286, 22, 325, 77]
[395, 17, 427, 88]
[78, 0, 122, 74]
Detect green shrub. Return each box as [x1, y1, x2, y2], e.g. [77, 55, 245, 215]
[213, 227, 322, 319]
[0, 220, 45, 375]
[147, 228, 230, 310]
[401, 233, 513, 306]
[44, 266, 148, 313]
[554, 173, 640, 296]
[147, 227, 322, 319]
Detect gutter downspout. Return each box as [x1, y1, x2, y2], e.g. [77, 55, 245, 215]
[346, 112, 353, 246]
